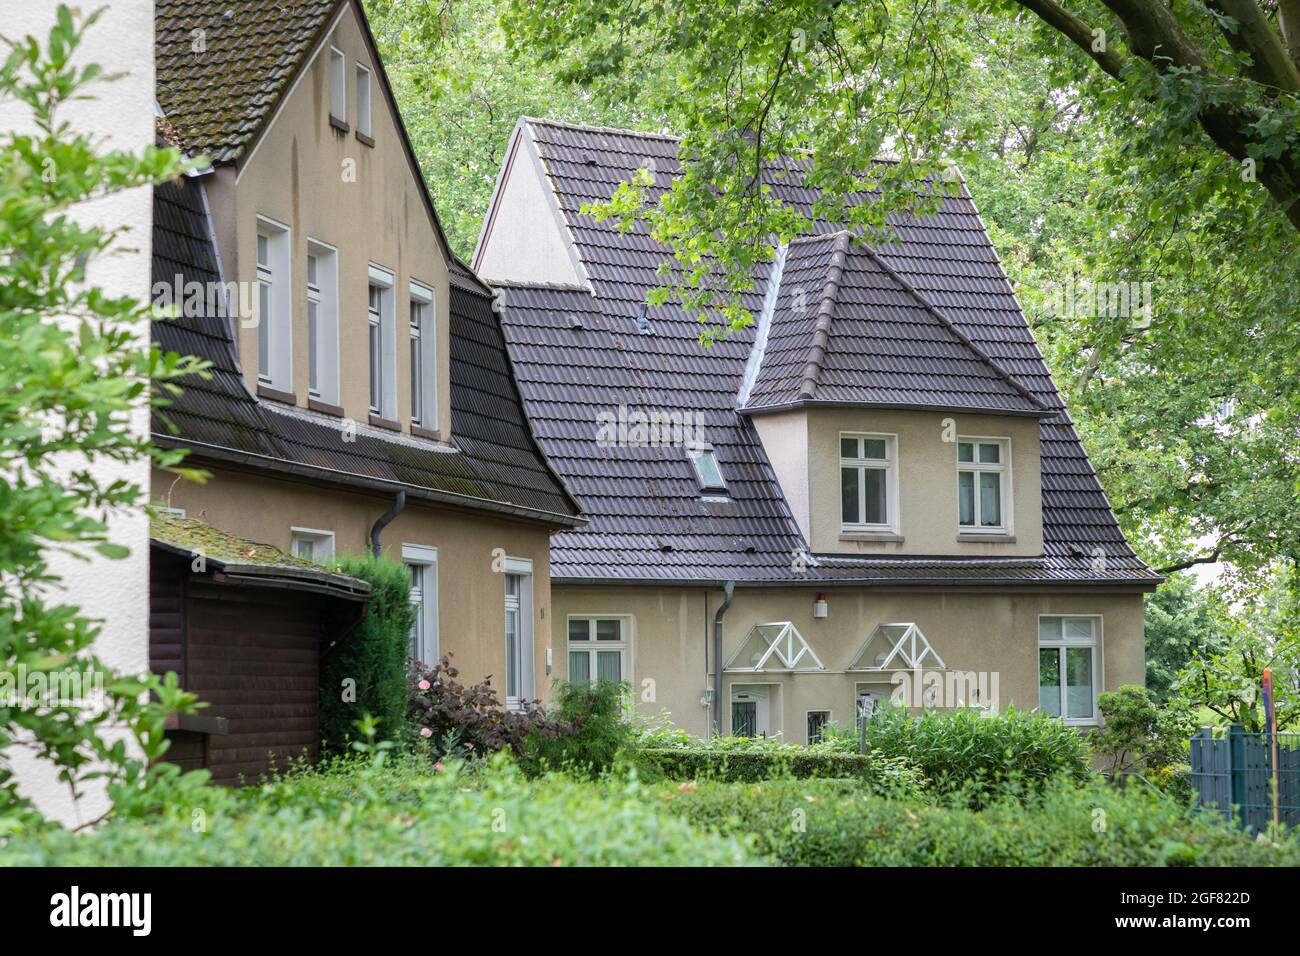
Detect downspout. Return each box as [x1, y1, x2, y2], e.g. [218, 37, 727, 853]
[712, 580, 735, 738]
[370, 491, 406, 558]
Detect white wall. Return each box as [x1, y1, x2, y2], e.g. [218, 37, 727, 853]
[0, 0, 154, 824]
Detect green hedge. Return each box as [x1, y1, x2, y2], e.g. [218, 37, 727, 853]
[318, 554, 413, 751]
[2, 755, 758, 866]
[635, 746, 875, 782]
[665, 776, 1300, 866]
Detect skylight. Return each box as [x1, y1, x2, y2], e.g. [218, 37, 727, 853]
[849, 623, 945, 671]
[725, 622, 825, 672]
[689, 444, 726, 494]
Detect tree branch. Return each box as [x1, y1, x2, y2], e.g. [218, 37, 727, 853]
[1206, 0, 1300, 93]
[1157, 543, 1225, 575]
[1013, 0, 1127, 78]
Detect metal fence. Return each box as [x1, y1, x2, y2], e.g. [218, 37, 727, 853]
[1190, 725, 1300, 835]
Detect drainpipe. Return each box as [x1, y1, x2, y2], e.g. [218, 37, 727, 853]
[370, 491, 406, 558]
[712, 580, 735, 738]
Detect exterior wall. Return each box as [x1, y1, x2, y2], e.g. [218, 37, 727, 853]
[205, 2, 453, 437]
[1, 1, 154, 825]
[753, 406, 1043, 557]
[473, 129, 584, 287]
[155, 467, 554, 699]
[553, 584, 1145, 742]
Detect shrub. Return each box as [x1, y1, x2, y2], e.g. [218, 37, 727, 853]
[521, 680, 632, 778]
[318, 555, 413, 751]
[1, 754, 759, 866]
[406, 655, 568, 759]
[1091, 684, 1194, 779]
[636, 747, 875, 783]
[856, 706, 1091, 803]
[666, 775, 1300, 867]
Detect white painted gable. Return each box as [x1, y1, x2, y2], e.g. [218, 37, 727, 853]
[473, 121, 587, 288]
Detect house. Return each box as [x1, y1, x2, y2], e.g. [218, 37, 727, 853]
[475, 117, 1162, 742]
[149, 0, 581, 764]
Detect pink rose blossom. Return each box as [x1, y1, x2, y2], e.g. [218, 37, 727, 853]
[417, 679, 431, 691]
[434, 761, 445, 772]
[419, 727, 433, 738]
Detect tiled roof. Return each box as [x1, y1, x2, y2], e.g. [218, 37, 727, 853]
[744, 231, 1048, 415]
[152, 175, 581, 526]
[493, 118, 1158, 585]
[155, 0, 340, 164]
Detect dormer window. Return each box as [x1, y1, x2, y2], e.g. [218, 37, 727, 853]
[688, 443, 726, 495]
[957, 438, 1009, 532]
[328, 47, 346, 125]
[840, 433, 897, 532]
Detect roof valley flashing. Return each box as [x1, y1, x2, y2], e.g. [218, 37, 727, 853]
[486, 117, 1159, 587]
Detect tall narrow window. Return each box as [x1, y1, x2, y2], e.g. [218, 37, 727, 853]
[1038, 616, 1100, 724]
[840, 433, 895, 531]
[367, 285, 383, 413]
[403, 544, 438, 664]
[306, 253, 320, 397]
[355, 64, 372, 137]
[255, 218, 291, 391]
[256, 233, 271, 381]
[408, 283, 436, 429]
[503, 560, 533, 709]
[957, 438, 1009, 531]
[306, 240, 338, 404]
[328, 47, 346, 123]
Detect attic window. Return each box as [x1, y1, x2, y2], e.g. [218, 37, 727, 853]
[328, 47, 346, 125]
[689, 443, 726, 495]
[355, 63, 372, 138]
[849, 623, 945, 671]
[726, 622, 825, 672]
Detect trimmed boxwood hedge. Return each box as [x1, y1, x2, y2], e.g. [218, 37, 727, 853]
[635, 746, 874, 782]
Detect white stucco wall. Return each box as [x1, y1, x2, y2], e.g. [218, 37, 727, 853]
[0, 0, 154, 824]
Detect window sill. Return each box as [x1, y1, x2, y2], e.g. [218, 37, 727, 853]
[410, 424, 442, 441]
[257, 384, 297, 406]
[308, 397, 345, 418]
[368, 413, 401, 432]
[356, 130, 375, 148]
[840, 532, 904, 543]
[957, 533, 1016, 543]
[329, 114, 349, 133]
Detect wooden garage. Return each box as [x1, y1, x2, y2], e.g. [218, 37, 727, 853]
[149, 514, 370, 785]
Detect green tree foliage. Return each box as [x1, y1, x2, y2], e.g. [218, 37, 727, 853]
[0, 6, 205, 824]
[363, 0, 663, 259]
[1091, 684, 1195, 776]
[1144, 574, 1228, 700]
[319, 554, 413, 751]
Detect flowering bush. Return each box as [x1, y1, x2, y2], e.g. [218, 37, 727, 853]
[405, 655, 569, 759]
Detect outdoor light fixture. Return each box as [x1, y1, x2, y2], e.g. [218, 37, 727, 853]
[813, 593, 828, 619]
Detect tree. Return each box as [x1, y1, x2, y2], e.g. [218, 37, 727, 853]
[1144, 574, 1227, 701]
[0, 6, 203, 823]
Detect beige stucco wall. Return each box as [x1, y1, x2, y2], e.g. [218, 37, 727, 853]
[157, 467, 555, 700]
[204, 2, 452, 437]
[753, 407, 1042, 557]
[553, 584, 1145, 742]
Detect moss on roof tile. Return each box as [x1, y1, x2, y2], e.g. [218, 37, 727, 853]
[150, 511, 324, 572]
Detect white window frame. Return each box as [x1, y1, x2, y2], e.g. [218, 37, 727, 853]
[328, 46, 346, 122]
[409, 281, 435, 429]
[839, 432, 899, 533]
[1037, 615, 1102, 726]
[402, 544, 439, 665]
[354, 62, 372, 137]
[305, 239, 339, 404]
[503, 557, 534, 709]
[367, 264, 396, 418]
[255, 216, 292, 391]
[565, 615, 631, 685]
[956, 436, 1012, 534]
[290, 526, 335, 562]
[729, 683, 781, 739]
